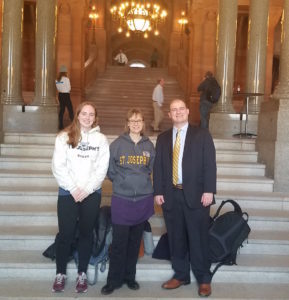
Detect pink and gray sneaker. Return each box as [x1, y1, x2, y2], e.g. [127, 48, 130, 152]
[52, 273, 66, 292]
[75, 272, 88, 293]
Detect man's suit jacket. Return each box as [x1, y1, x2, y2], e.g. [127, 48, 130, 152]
[153, 124, 216, 210]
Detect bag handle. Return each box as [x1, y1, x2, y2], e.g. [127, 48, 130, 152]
[212, 199, 242, 220]
[242, 212, 249, 221]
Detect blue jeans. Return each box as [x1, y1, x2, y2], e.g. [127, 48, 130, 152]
[200, 100, 213, 129]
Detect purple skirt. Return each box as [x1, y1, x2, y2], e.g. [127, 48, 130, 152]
[111, 194, 154, 225]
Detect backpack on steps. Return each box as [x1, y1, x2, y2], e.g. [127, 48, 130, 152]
[209, 199, 251, 276]
[73, 205, 112, 285]
[43, 206, 112, 285]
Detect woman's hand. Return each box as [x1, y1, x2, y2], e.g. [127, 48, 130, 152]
[154, 195, 165, 205]
[71, 188, 89, 202]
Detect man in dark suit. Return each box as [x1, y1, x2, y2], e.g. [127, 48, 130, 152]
[153, 99, 216, 297]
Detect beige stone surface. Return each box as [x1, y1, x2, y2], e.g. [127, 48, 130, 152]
[3, 105, 58, 133]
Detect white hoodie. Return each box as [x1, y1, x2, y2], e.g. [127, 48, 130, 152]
[52, 127, 110, 194]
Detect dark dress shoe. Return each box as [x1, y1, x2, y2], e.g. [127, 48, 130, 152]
[198, 283, 212, 297]
[101, 284, 116, 295]
[125, 280, 140, 290]
[161, 278, 190, 289]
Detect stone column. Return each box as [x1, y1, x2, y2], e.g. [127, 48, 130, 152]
[168, 1, 182, 75]
[57, 1, 72, 71]
[1, 0, 24, 104]
[246, 0, 269, 113]
[257, 0, 289, 192]
[214, 0, 238, 113]
[190, 8, 206, 93]
[3, 0, 58, 133]
[34, 0, 57, 105]
[70, 2, 86, 108]
[265, 5, 283, 95]
[209, 0, 239, 137]
[272, 2, 289, 99]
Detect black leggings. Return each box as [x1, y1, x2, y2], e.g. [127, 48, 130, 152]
[55, 191, 101, 274]
[58, 93, 74, 130]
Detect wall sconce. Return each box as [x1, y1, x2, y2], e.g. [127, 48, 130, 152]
[178, 11, 188, 49]
[88, 5, 99, 44]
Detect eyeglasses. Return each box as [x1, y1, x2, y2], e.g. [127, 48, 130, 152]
[128, 119, 143, 124]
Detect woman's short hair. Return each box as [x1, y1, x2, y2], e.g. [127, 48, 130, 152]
[124, 108, 145, 134]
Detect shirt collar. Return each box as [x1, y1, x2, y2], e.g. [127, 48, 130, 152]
[173, 122, 189, 134]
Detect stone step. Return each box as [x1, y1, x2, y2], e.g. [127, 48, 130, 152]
[0, 156, 265, 176]
[216, 175, 273, 192]
[3, 133, 257, 151]
[0, 170, 57, 187]
[86, 83, 183, 90]
[0, 144, 54, 157]
[215, 190, 289, 210]
[0, 250, 288, 284]
[0, 170, 273, 192]
[0, 156, 52, 171]
[0, 280, 288, 299]
[3, 133, 57, 145]
[0, 204, 288, 231]
[216, 150, 258, 162]
[2, 186, 287, 210]
[0, 143, 259, 164]
[213, 138, 255, 151]
[0, 224, 288, 256]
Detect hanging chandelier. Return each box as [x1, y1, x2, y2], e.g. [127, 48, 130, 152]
[110, 1, 167, 38]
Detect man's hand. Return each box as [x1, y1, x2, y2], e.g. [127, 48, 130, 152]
[154, 195, 165, 205]
[201, 193, 213, 207]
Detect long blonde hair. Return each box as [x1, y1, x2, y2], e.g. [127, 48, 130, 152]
[62, 101, 99, 148]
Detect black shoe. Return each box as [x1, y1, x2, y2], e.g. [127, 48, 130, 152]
[101, 284, 115, 295]
[125, 280, 140, 290]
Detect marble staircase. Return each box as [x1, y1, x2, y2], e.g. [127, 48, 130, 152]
[85, 66, 185, 135]
[0, 133, 288, 299]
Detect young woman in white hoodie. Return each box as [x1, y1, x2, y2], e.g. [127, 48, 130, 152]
[51, 101, 110, 293]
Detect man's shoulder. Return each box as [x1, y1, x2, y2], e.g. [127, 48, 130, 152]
[156, 128, 172, 141]
[187, 125, 212, 138]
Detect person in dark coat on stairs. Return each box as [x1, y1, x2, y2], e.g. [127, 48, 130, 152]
[153, 99, 216, 297]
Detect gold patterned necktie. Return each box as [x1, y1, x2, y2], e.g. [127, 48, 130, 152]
[172, 129, 181, 185]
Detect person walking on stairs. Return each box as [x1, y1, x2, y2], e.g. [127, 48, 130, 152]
[56, 65, 74, 130]
[101, 108, 155, 295]
[51, 101, 109, 293]
[114, 49, 128, 66]
[153, 99, 216, 297]
[151, 78, 165, 132]
[150, 48, 159, 67]
[197, 71, 217, 129]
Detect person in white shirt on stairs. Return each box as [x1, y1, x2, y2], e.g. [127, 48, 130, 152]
[151, 78, 165, 132]
[55, 65, 74, 130]
[51, 101, 110, 294]
[114, 49, 128, 66]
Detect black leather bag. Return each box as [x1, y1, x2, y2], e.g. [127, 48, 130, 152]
[209, 199, 251, 276]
